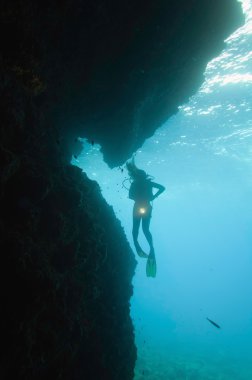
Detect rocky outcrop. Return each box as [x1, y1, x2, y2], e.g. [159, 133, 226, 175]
[0, 1, 243, 379]
[1, 1, 243, 166]
[0, 82, 136, 379]
[0, 71, 136, 378]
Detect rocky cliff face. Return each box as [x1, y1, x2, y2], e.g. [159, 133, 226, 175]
[0, 1, 243, 379]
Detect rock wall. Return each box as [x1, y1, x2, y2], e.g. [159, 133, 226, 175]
[0, 82, 136, 379]
[0, 1, 243, 379]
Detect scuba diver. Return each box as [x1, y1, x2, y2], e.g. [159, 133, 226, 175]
[126, 160, 165, 277]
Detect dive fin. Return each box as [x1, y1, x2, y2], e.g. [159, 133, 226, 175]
[146, 255, 157, 278]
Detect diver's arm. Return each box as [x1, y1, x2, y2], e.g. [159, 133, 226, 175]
[151, 182, 165, 200]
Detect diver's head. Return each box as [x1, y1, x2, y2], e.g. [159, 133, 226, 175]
[126, 159, 148, 181]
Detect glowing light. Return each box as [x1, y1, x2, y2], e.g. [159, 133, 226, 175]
[139, 208, 146, 214]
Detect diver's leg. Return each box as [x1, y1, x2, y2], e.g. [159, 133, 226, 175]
[132, 205, 148, 257]
[142, 215, 154, 252]
[133, 217, 147, 256]
[132, 216, 141, 250]
[143, 208, 156, 276]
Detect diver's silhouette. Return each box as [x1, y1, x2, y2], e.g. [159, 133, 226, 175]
[126, 160, 165, 277]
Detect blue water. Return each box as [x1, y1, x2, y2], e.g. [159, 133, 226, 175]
[74, 1, 252, 378]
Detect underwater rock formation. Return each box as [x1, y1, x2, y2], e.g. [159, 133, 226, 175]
[41, 0, 243, 166]
[0, 1, 243, 379]
[0, 140, 136, 379]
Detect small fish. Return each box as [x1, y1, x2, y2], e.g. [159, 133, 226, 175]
[73, 154, 78, 159]
[91, 140, 94, 146]
[206, 317, 221, 329]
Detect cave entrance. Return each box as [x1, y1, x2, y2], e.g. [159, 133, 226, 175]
[74, 1, 252, 378]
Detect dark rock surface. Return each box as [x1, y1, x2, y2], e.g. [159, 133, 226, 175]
[0, 1, 243, 379]
[0, 142, 136, 379]
[1, 1, 243, 166]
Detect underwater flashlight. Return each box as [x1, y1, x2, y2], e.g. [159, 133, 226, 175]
[139, 207, 146, 214]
